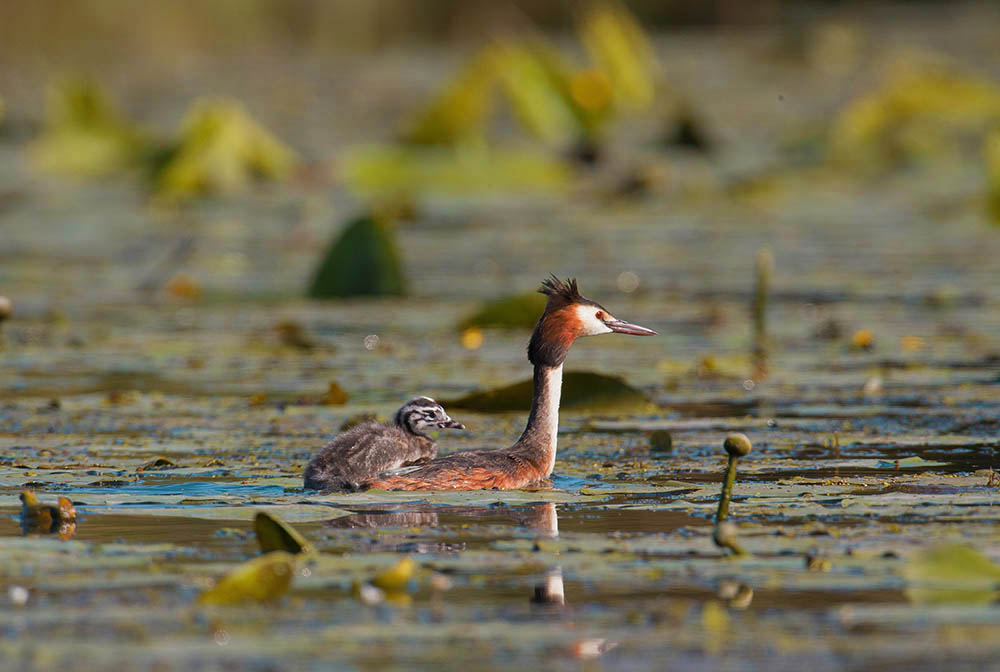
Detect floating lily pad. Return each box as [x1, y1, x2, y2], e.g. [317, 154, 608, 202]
[457, 292, 547, 330]
[254, 511, 314, 555]
[875, 456, 948, 469]
[104, 504, 350, 523]
[341, 144, 570, 197]
[197, 551, 296, 605]
[136, 456, 176, 472]
[903, 544, 1000, 604]
[444, 371, 652, 413]
[154, 97, 297, 202]
[308, 215, 407, 298]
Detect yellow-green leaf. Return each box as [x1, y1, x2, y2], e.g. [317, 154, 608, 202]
[401, 49, 497, 146]
[30, 77, 148, 177]
[493, 42, 582, 147]
[154, 97, 297, 202]
[579, 3, 657, 111]
[371, 556, 415, 593]
[198, 551, 296, 605]
[254, 511, 315, 555]
[903, 544, 1000, 604]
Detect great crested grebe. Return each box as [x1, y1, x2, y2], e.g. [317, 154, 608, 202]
[304, 396, 464, 491]
[354, 275, 657, 491]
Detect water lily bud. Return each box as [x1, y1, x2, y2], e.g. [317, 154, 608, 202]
[723, 433, 752, 458]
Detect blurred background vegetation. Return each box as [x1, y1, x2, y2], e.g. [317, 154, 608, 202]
[1, 0, 998, 310]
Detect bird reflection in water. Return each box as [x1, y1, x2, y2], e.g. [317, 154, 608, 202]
[326, 502, 617, 658]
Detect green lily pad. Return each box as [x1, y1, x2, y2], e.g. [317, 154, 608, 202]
[457, 292, 547, 330]
[875, 456, 948, 469]
[308, 215, 407, 298]
[903, 544, 1000, 604]
[102, 504, 350, 523]
[340, 144, 570, 197]
[444, 371, 652, 413]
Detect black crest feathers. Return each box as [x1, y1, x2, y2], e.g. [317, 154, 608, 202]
[538, 275, 583, 308]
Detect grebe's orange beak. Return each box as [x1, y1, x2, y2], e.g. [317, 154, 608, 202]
[605, 319, 658, 336]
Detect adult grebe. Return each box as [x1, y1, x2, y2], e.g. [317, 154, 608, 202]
[360, 276, 656, 491]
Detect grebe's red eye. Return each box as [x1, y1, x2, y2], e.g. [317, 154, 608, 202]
[595, 311, 606, 321]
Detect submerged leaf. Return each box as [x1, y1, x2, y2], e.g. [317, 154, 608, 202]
[154, 97, 297, 202]
[308, 215, 407, 298]
[903, 544, 1000, 604]
[254, 511, 315, 555]
[445, 371, 652, 413]
[457, 292, 547, 330]
[197, 551, 296, 605]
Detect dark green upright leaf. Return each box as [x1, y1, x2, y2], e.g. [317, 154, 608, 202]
[308, 216, 407, 298]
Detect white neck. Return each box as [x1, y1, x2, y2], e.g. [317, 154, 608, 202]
[514, 363, 563, 478]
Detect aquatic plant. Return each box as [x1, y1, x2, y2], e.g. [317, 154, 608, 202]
[153, 97, 297, 202]
[30, 77, 149, 176]
[713, 434, 752, 556]
[831, 61, 1000, 172]
[308, 214, 407, 298]
[254, 511, 315, 555]
[198, 551, 297, 605]
[987, 128, 1000, 223]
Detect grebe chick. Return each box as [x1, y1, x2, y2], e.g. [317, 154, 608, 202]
[363, 276, 656, 491]
[304, 397, 465, 491]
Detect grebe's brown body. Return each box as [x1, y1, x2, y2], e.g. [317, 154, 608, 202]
[304, 277, 655, 492]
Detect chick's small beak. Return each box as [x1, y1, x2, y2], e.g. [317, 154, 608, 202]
[605, 319, 658, 336]
[442, 419, 466, 430]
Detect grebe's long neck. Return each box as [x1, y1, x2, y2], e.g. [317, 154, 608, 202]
[512, 363, 564, 478]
